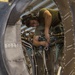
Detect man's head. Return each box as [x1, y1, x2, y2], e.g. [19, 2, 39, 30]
[21, 14, 39, 27]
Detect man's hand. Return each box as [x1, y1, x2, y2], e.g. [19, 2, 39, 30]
[40, 41, 49, 47]
[33, 35, 49, 47]
[45, 33, 50, 43]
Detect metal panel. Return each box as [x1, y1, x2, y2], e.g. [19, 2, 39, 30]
[69, 0, 75, 73]
[0, 0, 32, 75]
[54, 0, 75, 75]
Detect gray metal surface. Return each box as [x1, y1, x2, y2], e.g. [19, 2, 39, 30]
[0, 2, 10, 75]
[5, 22, 29, 75]
[54, 0, 75, 75]
[69, 0, 75, 74]
[7, 0, 32, 25]
[0, 0, 32, 75]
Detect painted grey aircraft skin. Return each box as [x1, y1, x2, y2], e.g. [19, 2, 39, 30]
[0, 0, 75, 75]
[0, 0, 32, 75]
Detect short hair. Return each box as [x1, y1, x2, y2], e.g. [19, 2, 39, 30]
[21, 14, 38, 27]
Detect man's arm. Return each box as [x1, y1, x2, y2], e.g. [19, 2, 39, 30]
[43, 10, 52, 43]
[33, 35, 48, 47]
